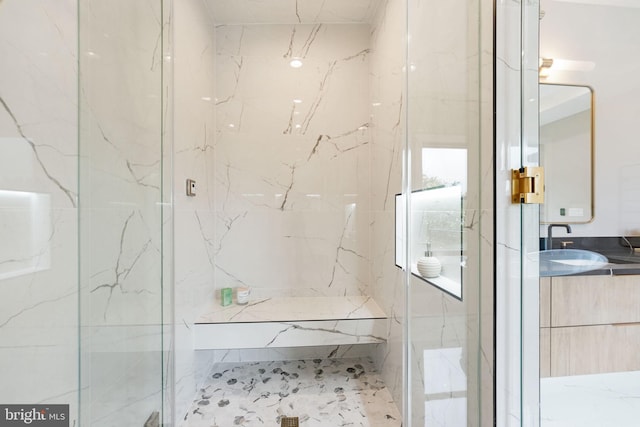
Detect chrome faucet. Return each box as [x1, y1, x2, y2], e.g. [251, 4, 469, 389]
[546, 224, 572, 250]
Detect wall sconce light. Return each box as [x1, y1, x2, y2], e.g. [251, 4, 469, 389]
[539, 58, 554, 78]
[539, 57, 595, 78]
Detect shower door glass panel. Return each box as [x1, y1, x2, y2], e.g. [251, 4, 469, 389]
[78, 1, 168, 425]
[495, 0, 541, 423]
[406, 0, 484, 424]
[520, 0, 542, 423]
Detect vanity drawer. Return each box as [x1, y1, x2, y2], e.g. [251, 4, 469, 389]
[550, 324, 640, 376]
[551, 275, 640, 327]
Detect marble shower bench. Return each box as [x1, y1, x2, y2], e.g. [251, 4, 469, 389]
[194, 296, 387, 350]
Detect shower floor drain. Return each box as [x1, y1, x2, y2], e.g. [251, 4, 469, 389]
[281, 416, 299, 427]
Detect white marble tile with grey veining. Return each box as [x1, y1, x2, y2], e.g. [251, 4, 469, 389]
[172, 1, 228, 422]
[541, 371, 640, 427]
[206, 0, 382, 24]
[198, 295, 385, 323]
[193, 292, 389, 351]
[366, 0, 405, 409]
[213, 22, 371, 299]
[0, 0, 79, 422]
[195, 319, 386, 350]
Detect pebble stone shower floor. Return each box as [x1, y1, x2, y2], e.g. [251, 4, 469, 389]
[183, 357, 402, 427]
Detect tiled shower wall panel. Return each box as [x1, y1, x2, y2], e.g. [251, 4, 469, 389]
[213, 23, 372, 298]
[173, 0, 218, 423]
[369, 0, 406, 410]
[0, 0, 79, 423]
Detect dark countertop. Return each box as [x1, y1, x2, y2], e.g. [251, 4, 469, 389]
[578, 263, 640, 276]
[540, 236, 640, 276]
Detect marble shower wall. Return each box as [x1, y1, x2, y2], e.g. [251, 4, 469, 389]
[0, 0, 79, 423]
[172, 0, 218, 424]
[213, 22, 372, 299]
[171, 3, 399, 423]
[171, 4, 409, 420]
[368, 0, 406, 410]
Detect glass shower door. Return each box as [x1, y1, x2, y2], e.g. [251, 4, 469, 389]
[495, 0, 542, 425]
[78, 1, 171, 425]
[405, 0, 491, 425]
[520, 0, 542, 424]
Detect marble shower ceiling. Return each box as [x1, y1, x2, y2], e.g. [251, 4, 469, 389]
[205, 0, 382, 24]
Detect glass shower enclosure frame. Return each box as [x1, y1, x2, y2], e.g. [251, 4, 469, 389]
[78, 1, 173, 425]
[495, 0, 542, 425]
[404, 0, 494, 425]
[72, 0, 498, 425]
[1, 0, 494, 425]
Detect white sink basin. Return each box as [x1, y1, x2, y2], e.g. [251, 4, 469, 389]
[533, 249, 609, 277]
[552, 258, 599, 267]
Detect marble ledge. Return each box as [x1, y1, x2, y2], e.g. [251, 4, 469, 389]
[194, 295, 388, 350]
[196, 295, 386, 324]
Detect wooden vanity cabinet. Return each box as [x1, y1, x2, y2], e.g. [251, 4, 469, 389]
[540, 274, 640, 377]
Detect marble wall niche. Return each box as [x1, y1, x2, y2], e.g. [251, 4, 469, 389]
[78, 0, 168, 425]
[213, 22, 372, 299]
[0, 0, 79, 424]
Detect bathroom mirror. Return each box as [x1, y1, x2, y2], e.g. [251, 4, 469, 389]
[539, 83, 594, 223]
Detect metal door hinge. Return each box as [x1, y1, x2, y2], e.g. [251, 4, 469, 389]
[512, 166, 544, 204]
